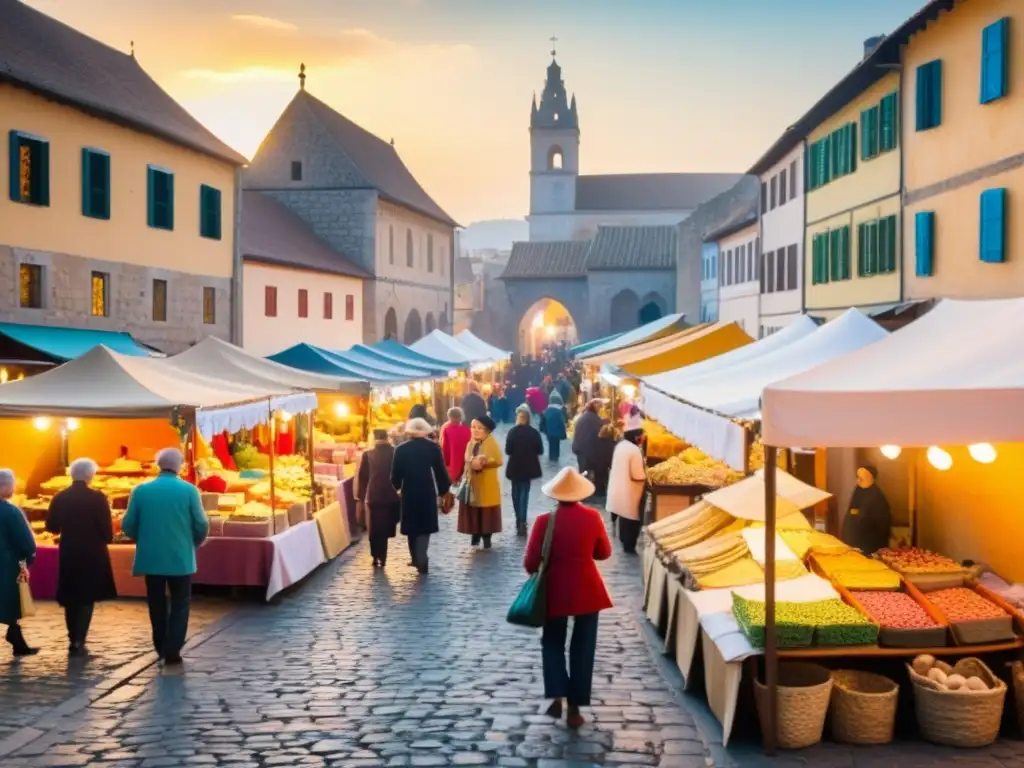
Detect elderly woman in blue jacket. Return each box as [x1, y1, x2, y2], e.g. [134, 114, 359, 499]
[540, 391, 569, 463]
[0, 469, 37, 656]
[122, 448, 209, 667]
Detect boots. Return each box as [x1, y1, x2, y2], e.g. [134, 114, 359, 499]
[6, 623, 38, 657]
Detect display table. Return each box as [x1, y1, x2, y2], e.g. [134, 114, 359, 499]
[29, 544, 146, 600]
[315, 502, 352, 560]
[339, 476, 359, 539]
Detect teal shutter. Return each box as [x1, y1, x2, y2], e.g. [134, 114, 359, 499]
[146, 167, 155, 227]
[847, 123, 857, 174]
[100, 154, 111, 219]
[915, 212, 935, 277]
[165, 172, 174, 230]
[806, 143, 815, 190]
[840, 226, 851, 280]
[884, 215, 897, 273]
[930, 62, 943, 128]
[856, 223, 866, 276]
[879, 93, 898, 151]
[979, 188, 1007, 263]
[829, 229, 841, 280]
[981, 18, 1009, 104]
[36, 139, 50, 206]
[812, 235, 822, 284]
[821, 135, 831, 184]
[916, 61, 943, 130]
[200, 185, 222, 240]
[861, 107, 880, 160]
[81, 148, 92, 217]
[9, 131, 21, 202]
[831, 130, 843, 176]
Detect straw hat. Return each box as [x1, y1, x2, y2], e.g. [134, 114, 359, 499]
[541, 466, 596, 504]
[405, 417, 433, 437]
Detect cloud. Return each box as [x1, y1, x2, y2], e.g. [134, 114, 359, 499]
[231, 15, 298, 33]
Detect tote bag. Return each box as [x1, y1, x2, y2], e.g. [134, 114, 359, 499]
[453, 442, 481, 506]
[17, 563, 34, 618]
[507, 507, 558, 628]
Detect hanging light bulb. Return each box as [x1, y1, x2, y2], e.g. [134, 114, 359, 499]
[926, 446, 953, 471]
[33, 416, 51, 431]
[968, 443, 997, 464]
[65, 417, 80, 432]
[334, 402, 350, 418]
[880, 445, 902, 460]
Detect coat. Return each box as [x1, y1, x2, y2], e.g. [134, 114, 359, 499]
[466, 433, 503, 508]
[461, 392, 488, 425]
[571, 410, 606, 468]
[440, 422, 472, 481]
[46, 482, 117, 606]
[541, 404, 568, 440]
[122, 472, 210, 577]
[390, 436, 451, 537]
[524, 501, 613, 619]
[607, 440, 646, 521]
[505, 424, 544, 482]
[0, 499, 35, 625]
[355, 442, 401, 539]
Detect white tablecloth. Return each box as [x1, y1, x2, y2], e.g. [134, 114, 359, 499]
[266, 520, 328, 600]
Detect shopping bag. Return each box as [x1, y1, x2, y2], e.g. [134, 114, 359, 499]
[507, 507, 558, 628]
[17, 564, 34, 618]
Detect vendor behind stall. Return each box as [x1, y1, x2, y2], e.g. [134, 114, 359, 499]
[841, 464, 892, 555]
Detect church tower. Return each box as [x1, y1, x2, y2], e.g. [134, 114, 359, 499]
[528, 41, 579, 242]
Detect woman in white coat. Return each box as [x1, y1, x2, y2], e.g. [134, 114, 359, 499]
[605, 429, 646, 553]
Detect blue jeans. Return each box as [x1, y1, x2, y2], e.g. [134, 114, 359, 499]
[548, 437, 561, 462]
[542, 613, 600, 706]
[510, 480, 531, 527]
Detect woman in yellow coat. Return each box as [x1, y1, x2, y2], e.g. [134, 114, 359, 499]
[457, 415, 504, 548]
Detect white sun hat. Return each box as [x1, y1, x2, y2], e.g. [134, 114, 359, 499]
[541, 466, 596, 503]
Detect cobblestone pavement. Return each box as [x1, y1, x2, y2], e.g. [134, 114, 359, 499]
[5, 438, 711, 768]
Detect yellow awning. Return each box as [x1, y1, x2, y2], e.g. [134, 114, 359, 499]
[618, 322, 754, 377]
[586, 324, 709, 367]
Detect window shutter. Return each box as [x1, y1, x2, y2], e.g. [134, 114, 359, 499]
[81, 148, 92, 217]
[847, 123, 857, 174]
[820, 136, 831, 185]
[37, 140, 50, 206]
[981, 18, 1009, 104]
[856, 223, 866, 276]
[146, 168, 155, 227]
[99, 154, 111, 219]
[7, 131, 19, 202]
[874, 220, 886, 275]
[829, 229, 841, 280]
[841, 226, 852, 280]
[165, 173, 174, 230]
[930, 62, 943, 128]
[880, 93, 898, 151]
[915, 211, 935, 276]
[979, 188, 1007, 263]
[807, 144, 817, 190]
[884, 215, 897, 272]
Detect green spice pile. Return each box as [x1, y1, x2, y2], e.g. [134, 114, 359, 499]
[732, 594, 878, 649]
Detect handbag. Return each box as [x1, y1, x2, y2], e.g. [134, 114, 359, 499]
[453, 442, 481, 506]
[17, 563, 34, 618]
[507, 507, 558, 628]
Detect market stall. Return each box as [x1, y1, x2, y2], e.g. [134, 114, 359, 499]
[454, 330, 511, 363]
[576, 312, 689, 361]
[411, 330, 489, 366]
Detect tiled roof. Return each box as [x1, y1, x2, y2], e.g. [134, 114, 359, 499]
[241, 192, 369, 279]
[703, 199, 759, 242]
[0, 0, 247, 166]
[500, 241, 590, 280]
[454, 257, 476, 285]
[298, 92, 458, 227]
[575, 173, 745, 213]
[586, 225, 678, 271]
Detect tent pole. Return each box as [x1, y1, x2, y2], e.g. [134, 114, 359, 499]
[188, 418, 198, 484]
[307, 410, 316, 512]
[909, 450, 918, 547]
[268, 403, 277, 536]
[763, 445, 778, 756]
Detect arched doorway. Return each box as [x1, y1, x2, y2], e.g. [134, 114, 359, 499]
[425, 312, 436, 334]
[638, 292, 666, 326]
[403, 309, 423, 344]
[438, 308, 448, 334]
[383, 307, 398, 340]
[516, 298, 578, 357]
[610, 289, 640, 334]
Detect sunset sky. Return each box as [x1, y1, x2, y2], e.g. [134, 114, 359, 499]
[27, 0, 925, 225]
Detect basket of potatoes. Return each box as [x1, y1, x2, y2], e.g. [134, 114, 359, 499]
[907, 654, 1007, 747]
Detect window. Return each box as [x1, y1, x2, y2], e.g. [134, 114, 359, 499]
[786, 244, 798, 291]
[345, 294, 355, 321]
[725, 250, 733, 285]
[779, 168, 787, 204]
[775, 247, 786, 291]
[200, 185, 222, 240]
[808, 124, 856, 189]
[298, 288, 309, 318]
[748, 241, 756, 280]
[879, 92, 899, 152]
[406, 229, 414, 267]
[832, 122, 857, 177]
[265, 286, 277, 317]
[916, 60, 943, 131]
[91, 271, 109, 317]
[765, 250, 775, 293]
[8, 131, 49, 206]
[807, 137, 830, 190]
[861, 105, 880, 160]
[789, 160, 798, 200]
[812, 227, 850, 284]
[203, 287, 216, 324]
[152, 279, 167, 322]
[81, 148, 110, 219]
[388, 225, 394, 264]
[857, 216, 898, 276]
[323, 292, 333, 320]
[427, 234, 434, 272]
[291, 161, 303, 181]
[981, 18, 1009, 104]
[761, 182, 767, 214]
[738, 246, 746, 283]
[760, 252, 767, 293]
[915, 211, 935, 277]
[146, 166, 174, 230]
[979, 188, 1007, 263]
[19, 264, 42, 308]
[769, 176, 777, 210]
[811, 233, 829, 285]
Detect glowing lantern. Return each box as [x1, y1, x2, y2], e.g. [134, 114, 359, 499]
[65, 418, 80, 432]
[33, 416, 51, 431]
[334, 402, 350, 418]
[926, 446, 953, 471]
[880, 445, 902, 460]
[968, 443, 997, 464]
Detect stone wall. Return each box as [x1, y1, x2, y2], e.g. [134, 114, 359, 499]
[501, 278, 589, 352]
[586, 270, 675, 338]
[0, 245, 232, 353]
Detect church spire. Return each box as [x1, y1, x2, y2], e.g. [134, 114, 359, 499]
[531, 39, 578, 131]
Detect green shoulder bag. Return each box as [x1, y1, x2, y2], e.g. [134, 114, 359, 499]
[506, 507, 558, 628]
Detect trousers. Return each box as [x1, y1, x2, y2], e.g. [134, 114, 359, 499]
[64, 602, 95, 646]
[510, 480, 531, 527]
[407, 534, 430, 571]
[618, 516, 642, 553]
[542, 613, 600, 706]
[548, 437, 561, 462]
[369, 532, 390, 564]
[144, 575, 192, 661]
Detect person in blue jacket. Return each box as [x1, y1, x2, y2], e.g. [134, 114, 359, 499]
[122, 448, 209, 667]
[540, 391, 569, 462]
[0, 469, 37, 656]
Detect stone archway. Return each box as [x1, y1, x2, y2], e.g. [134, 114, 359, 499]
[438, 305, 448, 334]
[516, 298, 578, 357]
[403, 309, 423, 344]
[639, 292, 667, 326]
[383, 307, 398, 340]
[425, 312, 436, 334]
[610, 289, 640, 334]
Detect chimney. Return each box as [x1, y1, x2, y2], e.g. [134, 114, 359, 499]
[864, 35, 885, 59]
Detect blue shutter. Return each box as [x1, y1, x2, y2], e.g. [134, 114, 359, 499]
[880, 92, 898, 151]
[915, 65, 928, 130]
[981, 18, 1009, 104]
[979, 188, 1007, 263]
[916, 61, 943, 131]
[915, 211, 935, 277]
[146, 167, 155, 227]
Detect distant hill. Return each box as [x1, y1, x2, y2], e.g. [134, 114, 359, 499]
[459, 219, 529, 253]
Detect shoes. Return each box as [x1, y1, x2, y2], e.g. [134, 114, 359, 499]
[163, 655, 184, 666]
[12, 645, 39, 657]
[471, 535, 481, 546]
[483, 538, 492, 550]
[545, 699, 563, 719]
[416, 563, 429, 575]
[517, 523, 527, 537]
[566, 705, 585, 729]
[68, 643, 85, 657]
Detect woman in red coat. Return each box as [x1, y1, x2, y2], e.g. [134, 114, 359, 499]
[524, 466, 612, 729]
[439, 407, 472, 482]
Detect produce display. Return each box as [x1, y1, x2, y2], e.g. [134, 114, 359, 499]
[877, 547, 964, 575]
[852, 590, 941, 630]
[924, 587, 1008, 622]
[657, 503, 735, 551]
[813, 599, 880, 646]
[232, 443, 270, 471]
[911, 654, 997, 693]
[695, 557, 764, 589]
[229, 500, 273, 521]
[644, 420, 687, 460]
[647, 446, 745, 488]
[812, 551, 901, 590]
[779, 530, 850, 559]
[732, 595, 878, 648]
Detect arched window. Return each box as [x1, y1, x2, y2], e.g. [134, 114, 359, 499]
[406, 228, 413, 267]
[548, 146, 564, 171]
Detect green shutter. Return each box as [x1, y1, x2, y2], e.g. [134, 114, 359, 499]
[917, 61, 943, 130]
[915, 211, 935, 277]
[100, 153, 111, 219]
[980, 188, 1007, 263]
[981, 18, 1009, 104]
[847, 123, 857, 174]
[883, 215, 897, 273]
[879, 92, 898, 151]
[36, 140, 49, 206]
[165, 172, 174, 231]
[829, 229, 841, 280]
[7, 131, 19, 202]
[840, 226, 851, 280]
[81, 148, 92, 217]
[200, 185, 222, 240]
[807, 143, 818, 190]
[146, 167, 156, 227]
[812, 235, 822, 284]
[856, 223, 866, 276]
[861, 107, 880, 160]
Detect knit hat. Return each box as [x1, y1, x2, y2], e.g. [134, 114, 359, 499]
[474, 415, 497, 433]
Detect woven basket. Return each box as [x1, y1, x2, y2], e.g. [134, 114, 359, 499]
[755, 662, 833, 749]
[829, 669, 898, 745]
[1012, 661, 1024, 738]
[907, 657, 1007, 747]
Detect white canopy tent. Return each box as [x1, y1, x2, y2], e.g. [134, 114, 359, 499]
[642, 309, 888, 469]
[411, 330, 489, 366]
[454, 330, 510, 362]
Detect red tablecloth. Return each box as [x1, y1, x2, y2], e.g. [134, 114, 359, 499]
[29, 545, 162, 600]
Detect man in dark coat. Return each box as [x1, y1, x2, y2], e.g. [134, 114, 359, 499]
[390, 418, 452, 574]
[0, 469, 37, 656]
[571, 400, 606, 475]
[461, 384, 488, 426]
[355, 430, 401, 569]
[46, 457, 117, 654]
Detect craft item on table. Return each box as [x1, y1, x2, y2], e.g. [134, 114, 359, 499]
[658, 504, 735, 552]
[695, 556, 764, 589]
[731, 594, 877, 648]
[731, 593, 815, 649]
[812, 599, 879, 646]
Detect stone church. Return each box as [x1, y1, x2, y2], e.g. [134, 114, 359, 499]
[498, 51, 744, 349]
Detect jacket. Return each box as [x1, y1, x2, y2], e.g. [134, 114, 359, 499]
[505, 424, 543, 482]
[355, 442, 400, 506]
[122, 472, 210, 577]
[541, 404, 568, 440]
[524, 501, 613, 619]
[607, 440, 646, 521]
[466, 433, 503, 508]
[390, 437, 451, 536]
[571, 410, 606, 463]
[46, 482, 117, 606]
[0, 499, 35, 624]
[461, 392, 488, 425]
[440, 422, 472, 481]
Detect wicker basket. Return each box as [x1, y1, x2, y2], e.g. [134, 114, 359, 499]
[755, 662, 833, 749]
[829, 669, 898, 745]
[907, 657, 1007, 747]
[1012, 661, 1024, 738]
